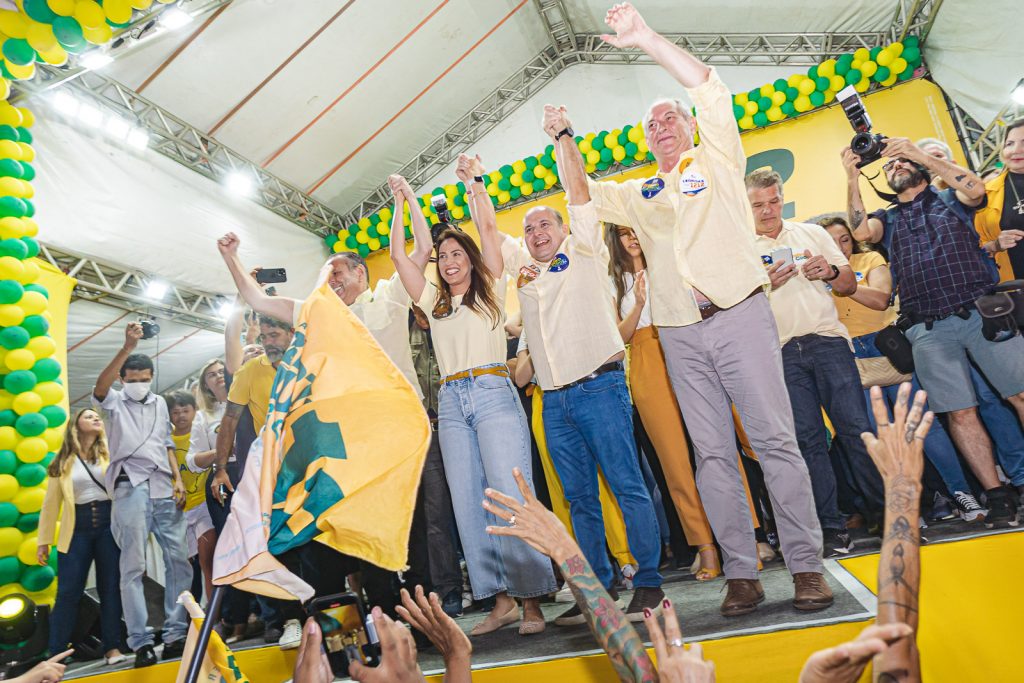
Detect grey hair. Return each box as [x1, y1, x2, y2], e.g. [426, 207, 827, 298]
[916, 137, 952, 160]
[642, 98, 694, 132]
[326, 251, 368, 280]
[744, 168, 784, 195]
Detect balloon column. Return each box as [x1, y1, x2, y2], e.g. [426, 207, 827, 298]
[330, 37, 925, 257]
[0, 0, 181, 607]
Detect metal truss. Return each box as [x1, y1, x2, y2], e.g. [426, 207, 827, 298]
[950, 99, 1024, 173]
[38, 243, 227, 334]
[890, 0, 945, 42]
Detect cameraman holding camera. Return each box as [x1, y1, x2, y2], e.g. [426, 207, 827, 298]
[843, 137, 1022, 527]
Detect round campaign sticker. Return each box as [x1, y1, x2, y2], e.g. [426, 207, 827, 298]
[641, 177, 665, 199]
[679, 170, 708, 196]
[548, 253, 570, 272]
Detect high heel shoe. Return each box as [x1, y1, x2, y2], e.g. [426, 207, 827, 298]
[694, 544, 722, 582]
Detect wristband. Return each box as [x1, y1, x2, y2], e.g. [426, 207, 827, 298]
[554, 126, 574, 141]
[823, 264, 841, 282]
[473, 175, 485, 184]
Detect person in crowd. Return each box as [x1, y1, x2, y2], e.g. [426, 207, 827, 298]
[389, 168, 556, 637]
[585, 2, 828, 617]
[92, 323, 191, 667]
[844, 136, 1022, 526]
[164, 388, 216, 605]
[605, 223, 760, 578]
[745, 169, 885, 554]
[478, 99, 665, 624]
[37, 409, 125, 665]
[408, 304, 464, 619]
[820, 215, 988, 521]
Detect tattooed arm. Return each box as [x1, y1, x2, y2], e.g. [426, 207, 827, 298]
[484, 468, 656, 682]
[841, 147, 884, 243]
[861, 383, 932, 683]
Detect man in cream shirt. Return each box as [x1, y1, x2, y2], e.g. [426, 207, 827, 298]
[584, 2, 829, 617]
[473, 103, 664, 625]
[747, 169, 884, 556]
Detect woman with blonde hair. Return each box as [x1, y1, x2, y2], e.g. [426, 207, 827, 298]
[37, 409, 125, 664]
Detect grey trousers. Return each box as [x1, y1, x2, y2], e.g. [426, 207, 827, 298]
[658, 293, 823, 580]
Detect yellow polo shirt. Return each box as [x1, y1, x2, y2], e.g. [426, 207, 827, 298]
[502, 202, 624, 391]
[832, 251, 897, 338]
[173, 431, 206, 511]
[754, 220, 851, 345]
[227, 355, 276, 432]
[588, 67, 768, 327]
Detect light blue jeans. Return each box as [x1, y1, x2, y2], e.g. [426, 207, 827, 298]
[438, 368, 556, 600]
[112, 480, 192, 650]
[971, 365, 1024, 486]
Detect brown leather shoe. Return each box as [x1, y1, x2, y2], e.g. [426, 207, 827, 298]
[793, 572, 834, 611]
[720, 578, 765, 617]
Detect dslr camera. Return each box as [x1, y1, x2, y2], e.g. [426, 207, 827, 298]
[429, 195, 458, 244]
[139, 319, 160, 340]
[838, 85, 887, 167]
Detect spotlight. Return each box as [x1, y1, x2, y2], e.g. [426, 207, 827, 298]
[1013, 79, 1024, 106]
[0, 594, 34, 647]
[52, 91, 79, 116]
[80, 52, 113, 70]
[159, 8, 194, 30]
[78, 101, 103, 127]
[145, 280, 169, 300]
[127, 127, 149, 150]
[105, 115, 132, 140]
[217, 300, 235, 318]
[225, 171, 256, 197]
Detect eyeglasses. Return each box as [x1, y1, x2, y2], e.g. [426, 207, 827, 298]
[883, 158, 911, 172]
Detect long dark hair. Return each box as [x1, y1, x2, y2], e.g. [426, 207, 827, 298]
[604, 223, 645, 312]
[48, 408, 109, 477]
[432, 228, 503, 328]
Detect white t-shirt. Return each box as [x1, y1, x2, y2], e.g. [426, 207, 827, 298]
[71, 457, 110, 505]
[416, 278, 508, 378]
[186, 403, 226, 473]
[615, 271, 652, 330]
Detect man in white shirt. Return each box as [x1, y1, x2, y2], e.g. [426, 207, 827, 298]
[747, 169, 884, 555]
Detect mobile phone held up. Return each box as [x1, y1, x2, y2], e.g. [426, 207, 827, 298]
[308, 592, 380, 677]
[769, 247, 794, 269]
[255, 267, 287, 285]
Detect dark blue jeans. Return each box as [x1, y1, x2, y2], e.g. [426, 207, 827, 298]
[971, 366, 1024, 486]
[542, 369, 662, 589]
[781, 335, 884, 531]
[50, 500, 123, 654]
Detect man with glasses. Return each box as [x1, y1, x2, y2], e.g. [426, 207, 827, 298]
[843, 137, 1023, 527]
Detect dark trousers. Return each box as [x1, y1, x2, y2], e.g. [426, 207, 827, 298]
[50, 501, 123, 654]
[781, 334, 885, 530]
[417, 431, 461, 599]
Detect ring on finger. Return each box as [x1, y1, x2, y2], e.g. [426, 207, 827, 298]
[669, 638, 684, 648]
[509, 514, 517, 527]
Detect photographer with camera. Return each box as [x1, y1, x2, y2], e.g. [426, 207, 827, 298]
[843, 134, 1023, 527]
[92, 323, 192, 667]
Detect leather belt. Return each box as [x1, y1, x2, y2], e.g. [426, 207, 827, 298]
[442, 365, 510, 385]
[698, 288, 762, 321]
[549, 361, 623, 392]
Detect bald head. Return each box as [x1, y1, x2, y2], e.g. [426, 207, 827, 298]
[523, 206, 567, 262]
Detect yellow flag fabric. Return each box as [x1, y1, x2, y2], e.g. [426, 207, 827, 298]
[175, 593, 250, 683]
[214, 282, 430, 599]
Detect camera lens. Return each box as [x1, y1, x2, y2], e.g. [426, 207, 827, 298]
[851, 132, 875, 156]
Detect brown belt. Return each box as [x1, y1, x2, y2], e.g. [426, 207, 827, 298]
[442, 365, 510, 385]
[698, 288, 762, 321]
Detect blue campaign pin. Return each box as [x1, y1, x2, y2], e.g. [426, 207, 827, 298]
[761, 254, 773, 265]
[548, 253, 570, 273]
[641, 177, 665, 199]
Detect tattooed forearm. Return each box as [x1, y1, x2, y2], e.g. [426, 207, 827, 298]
[560, 554, 656, 682]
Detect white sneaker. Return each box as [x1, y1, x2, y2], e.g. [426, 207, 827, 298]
[620, 563, 637, 591]
[952, 491, 988, 522]
[278, 619, 302, 650]
[554, 584, 575, 603]
[105, 653, 127, 666]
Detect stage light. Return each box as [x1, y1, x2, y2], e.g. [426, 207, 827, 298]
[1013, 79, 1024, 106]
[225, 171, 256, 197]
[127, 128, 150, 150]
[78, 101, 103, 127]
[217, 300, 235, 318]
[80, 52, 113, 70]
[105, 115, 132, 140]
[160, 8, 193, 30]
[0, 595, 34, 647]
[145, 280, 169, 300]
[53, 91, 79, 117]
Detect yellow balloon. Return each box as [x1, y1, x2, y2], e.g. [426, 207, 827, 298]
[13, 488, 43, 515]
[889, 42, 904, 58]
[603, 133, 617, 150]
[18, 179, 32, 199]
[831, 75, 846, 92]
[850, 59, 862, 71]
[26, 21, 57, 52]
[0, 256, 24, 280]
[42, 428, 63, 452]
[627, 126, 642, 143]
[890, 57, 908, 75]
[0, 394, 10, 411]
[860, 61, 878, 78]
[15, 437, 48, 463]
[37, 44, 68, 66]
[103, 0, 133, 25]
[357, 217, 370, 229]
[11, 391, 41, 415]
[367, 238, 380, 252]
[734, 92, 749, 106]
[509, 173, 522, 187]
[0, 177, 24, 198]
[0, 305, 23, 327]
[519, 183, 532, 197]
[378, 224, 389, 236]
[18, 291, 46, 316]
[578, 138, 592, 154]
[794, 95, 812, 113]
[0, 11, 29, 39]
[797, 78, 816, 95]
[585, 149, 599, 165]
[82, 22, 112, 44]
[854, 47, 870, 62]
[881, 74, 898, 87]
[0, 79, 8, 102]
[787, 73, 803, 88]
[544, 174, 556, 188]
[74, 0, 106, 28]
[744, 100, 758, 116]
[17, 143, 33, 162]
[20, 259, 39, 284]
[131, 0, 155, 9]
[534, 165, 547, 179]
[766, 106, 784, 122]
[46, 0, 77, 16]
[612, 146, 625, 162]
[0, 106, 22, 129]
[4, 349, 35, 371]
[0, 474, 16, 501]
[17, 534, 39, 564]
[4, 61, 35, 81]
[759, 84, 774, 98]
[854, 77, 870, 93]
[584, 163, 597, 174]
[771, 91, 786, 107]
[496, 191, 510, 204]
[738, 115, 755, 130]
[824, 89, 837, 104]
[818, 59, 836, 78]
[0, 526, 22, 555]
[21, 218, 37, 237]
[355, 231, 369, 244]
[35, 382, 64, 407]
[876, 48, 894, 67]
[511, 159, 526, 174]
[0, 217, 25, 239]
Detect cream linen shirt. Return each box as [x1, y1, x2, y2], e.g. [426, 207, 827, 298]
[754, 220, 851, 346]
[588, 67, 768, 327]
[501, 202, 624, 391]
[416, 278, 508, 378]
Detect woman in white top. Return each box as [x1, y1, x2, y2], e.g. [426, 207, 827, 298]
[37, 409, 125, 664]
[389, 164, 555, 637]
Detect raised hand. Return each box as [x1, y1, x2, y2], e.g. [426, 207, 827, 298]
[123, 322, 143, 352]
[840, 147, 863, 177]
[644, 601, 716, 682]
[396, 586, 471, 680]
[455, 154, 485, 184]
[600, 2, 653, 49]
[798, 623, 912, 683]
[484, 467, 576, 563]
[541, 105, 571, 140]
[388, 174, 413, 199]
[861, 383, 930, 482]
[217, 232, 240, 257]
[292, 618, 333, 683]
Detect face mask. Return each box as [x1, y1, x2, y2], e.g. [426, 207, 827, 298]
[123, 382, 151, 402]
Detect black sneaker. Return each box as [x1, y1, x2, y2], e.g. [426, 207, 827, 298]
[984, 486, 1020, 529]
[625, 587, 665, 623]
[554, 588, 623, 626]
[823, 529, 853, 557]
[263, 626, 283, 644]
[928, 492, 956, 521]
[441, 589, 463, 618]
[161, 638, 186, 661]
[133, 644, 157, 668]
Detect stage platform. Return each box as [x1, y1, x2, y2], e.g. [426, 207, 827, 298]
[64, 520, 1023, 682]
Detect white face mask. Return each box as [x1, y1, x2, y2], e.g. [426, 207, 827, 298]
[123, 382, 151, 402]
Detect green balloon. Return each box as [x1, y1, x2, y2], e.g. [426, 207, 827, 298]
[53, 16, 85, 49]
[873, 66, 891, 82]
[32, 359, 61, 383]
[599, 148, 613, 163]
[324, 234, 339, 248]
[452, 194, 465, 207]
[539, 154, 553, 169]
[904, 35, 920, 49]
[21, 200, 32, 217]
[0, 502, 16, 528]
[0, 127, 18, 143]
[521, 169, 535, 183]
[732, 104, 744, 119]
[497, 178, 511, 191]
[15, 129, 31, 145]
[0, 160, 22, 179]
[347, 223, 360, 236]
[758, 97, 772, 112]
[0, 451, 15, 475]
[624, 142, 638, 156]
[20, 564, 54, 592]
[595, 160, 609, 172]
[810, 91, 825, 107]
[815, 77, 830, 91]
[14, 463, 45, 487]
[0, 197, 27, 218]
[357, 244, 370, 257]
[0, 281, 20, 306]
[21, 316, 48, 337]
[499, 164, 513, 177]
[15, 512, 38, 533]
[39, 405, 66, 429]
[835, 60, 851, 76]
[747, 88, 760, 103]
[379, 236, 390, 247]
[15, 413, 47, 438]
[3, 370, 36, 394]
[902, 46, 921, 65]
[0, 239, 27, 260]
[869, 46, 882, 60]
[345, 234, 356, 249]
[845, 69, 862, 85]
[524, 156, 538, 170]
[509, 187, 521, 201]
[23, 283, 46, 299]
[19, 164, 34, 182]
[773, 78, 788, 92]
[897, 65, 914, 81]
[781, 102, 796, 116]
[366, 225, 379, 239]
[0, 327, 28, 350]
[0, 557, 18, 585]
[2, 39, 36, 68]
[0, 411, 14, 427]
[617, 131, 628, 146]
[24, 0, 56, 23]
[0, 64, 13, 81]
[591, 135, 604, 151]
[752, 112, 768, 127]
[532, 178, 545, 192]
[807, 65, 819, 79]
[785, 87, 799, 101]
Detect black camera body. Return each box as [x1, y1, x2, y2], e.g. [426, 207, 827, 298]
[139, 319, 160, 340]
[838, 86, 887, 168]
[429, 195, 459, 244]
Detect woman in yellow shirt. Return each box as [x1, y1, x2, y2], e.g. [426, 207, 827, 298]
[821, 216, 984, 519]
[975, 120, 1024, 281]
[37, 409, 126, 664]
